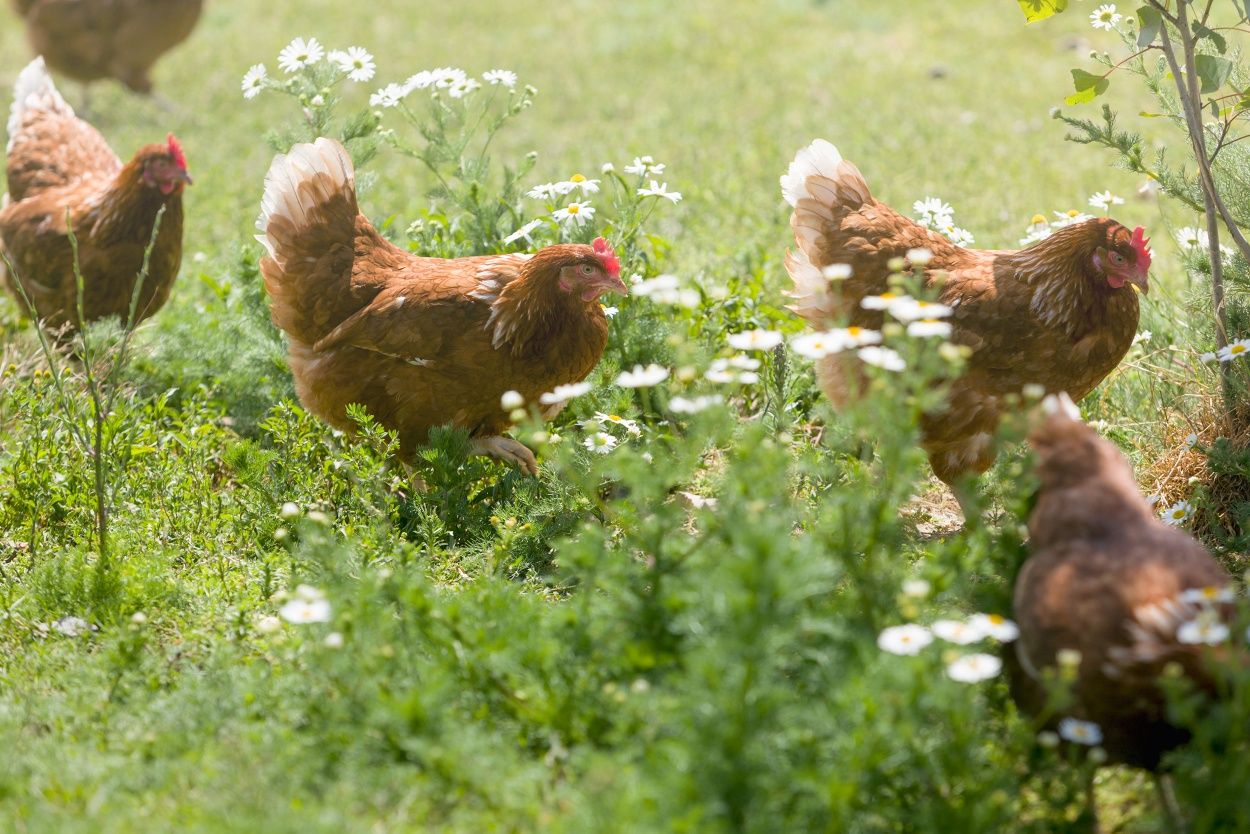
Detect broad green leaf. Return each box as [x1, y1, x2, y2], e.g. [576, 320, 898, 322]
[1194, 22, 1227, 54]
[1017, 0, 1068, 23]
[1196, 55, 1233, 94]
[1066, 68, 1109, 105]
[1136, 5, 1162, 48]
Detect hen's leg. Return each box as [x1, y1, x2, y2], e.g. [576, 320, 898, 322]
[470, 436, 538, 476]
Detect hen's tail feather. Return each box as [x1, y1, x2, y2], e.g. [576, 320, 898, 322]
[784, 249, 836, 328]
[6, 57, 72, 153]
[257, 138, 360, 345]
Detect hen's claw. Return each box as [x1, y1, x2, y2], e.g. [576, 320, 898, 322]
[471, 435, 538, 476]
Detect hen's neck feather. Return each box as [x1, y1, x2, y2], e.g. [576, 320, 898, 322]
[490, 256, 607, 358]
[85, 160, 183, 242]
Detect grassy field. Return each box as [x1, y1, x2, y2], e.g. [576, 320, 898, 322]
[0, 1, 1240, 832]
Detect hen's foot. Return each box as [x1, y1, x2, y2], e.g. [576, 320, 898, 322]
[470, 436, 538, 476]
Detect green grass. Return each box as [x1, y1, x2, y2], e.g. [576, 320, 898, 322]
[0, 1, 1244, 832]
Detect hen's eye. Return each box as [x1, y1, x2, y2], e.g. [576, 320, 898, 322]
[1108, 251, 1126, 266]
[580, 264, 595, 275]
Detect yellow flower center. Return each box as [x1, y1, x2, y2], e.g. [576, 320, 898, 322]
[608, 415, 621, 421]
[568, 204, 580, 214]
[847, 327, 862, 336]
[1233, 345, 1246, 354]
[1203, 586, 1217, 598]
[570, 174, 586, 183]
[988, 614, 1004, 625]
[1172, 509, 1185, 518]
[1066, 209, 1080, 218]
[1030, 214, 1046, 225]
[880, 293, 897, 300]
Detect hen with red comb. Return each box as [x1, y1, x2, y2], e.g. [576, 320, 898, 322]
[1, 57, 189, 332]
[258, 138, 625, 476]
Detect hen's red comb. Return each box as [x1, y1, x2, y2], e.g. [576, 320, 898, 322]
[1131, 226, 1152, 272]
[592, 237, 620, 278]
[167, 133, 188, 172]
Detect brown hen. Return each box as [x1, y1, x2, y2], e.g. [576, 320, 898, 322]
[10, 0, 202, 95]
[1012, 394, 1232, 772]
[782, 139, 1150, 502]
[1, 58, 189, 332]
[257, 138, 626, 474]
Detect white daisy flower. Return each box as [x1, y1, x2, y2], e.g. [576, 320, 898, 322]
[946, 653, 1003, 683]
[324, 632, 345, 648]
[278, 37, 324, 73]
[1175, 227, 1207, 250]
[555, 174, 600, 196]
[890, 298, 954, 323]
[448, 78, 481, 99]
[527, 183, 561, 200]
[908, 319, 953, 338]
[902, 579, 931, 598]
[1058, 717, 1103, 745]
[877, 624, 934, 656]
[329, 47, 375, 82]
[728, 329, 783, 351]
[241, 63, 267, 100]
[591, 412, 642, 436]
[861, 292, 913, 312]
[1053, 210, 1095, 228]
[616, 364, 670, 388]
[705, 358, 760, 384]
[858, 346, 906, 372]
[632, 274, 700, 307]
[370, 82, 407, 108]
[941, 225, 975, 247]
[430, 67, 467, 88]
[1177, 614, 1230, 645]
[791, 331, 845, 359]
[1179, 586, 1235, 605]
[1161, 500, 1194, 526]
[1218, 339, 1250, 362]
[906, 247, 933, 265]
[831, 326, 882, 348]
[726, 355, 761, 370]
[539, 381, 591, 405]
[54, 616, 90, 637]
[602, 306, 618, 318]
[669, 395, 723, 414]
[553, 201, 595, 227]
[482, 69, 518, 88]
[913, 197, 954, 227]
[404, 70, 436, 91]
[1132, 330, 1152, 346]
[1200, 351, 1218, 364]
[279, 597, 332, 624]
[584, 432, 618, 454]
[932, 619, 984, 645]
[255, 615, 282, 634]
[503, 218, 544, 245]
[823, 263, 853, 280]
[624, 156, 665, 176]
[1090, 3, 1122, 30]
[969, 613, 1020, 642]
[1088, 191, 1124, 212]
[1020, 214, 1053, 246]
[637, 180, 682, 203]
[500, 390, 525, 410]
[632, 274, 679, 296]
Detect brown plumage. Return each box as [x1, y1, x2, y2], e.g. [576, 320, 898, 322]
[10, 0, 202, 95]
[1, 58, 189, 332]
[257, 138, 626, 474]
[1011, 394, 1233, 771]
[781, 139, 1151, 494]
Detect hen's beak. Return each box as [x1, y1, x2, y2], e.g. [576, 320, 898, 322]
[1130, 263, 1149, 295]
[178, 170, 194, 186]
[599, 273, 628, 296]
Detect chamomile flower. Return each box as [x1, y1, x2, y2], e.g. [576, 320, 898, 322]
[932, 619, 984, 645]
[404, 70, 436, 91]
[1161, 500, 1194, 526]
[624, 156, 665, 176]
[278, 37, 324, 73]
[946, 653, 1003, 683]
[877, 624, 934, 656]
[889, 298, 954, 323]
[902, 579, 931, 598]
[1089, 3, 1122, 30]
[941, 225, 975, 247]
[1020, 214, 1052, 246]
[553, 201, 595, 227]
[861, 292, 913, 312]
[913, 197, 954, 227]
[482, 69, 518, 88]
[858, 346, 906, 372]
[584, 432, 618, 454]
[728, 329, 783, 351]
[255, 615, 282, 634]
[791, 331, 845, 359]
[329, 46, 375, 82]
[527, 183, 560, 200]
[616, 364, 670, 388]
[1200, 351, 1218, 364]
[637, 180, 682, 203]
[557, 174, 600, 196]
[1177, 613, 1230, 645]
[241, 63, 267, 100]
[1179, 586, 1235, 605]
[1176, 227, 1209, 250]
[831, 326, 882, 348]
[669, 395, 723, 414]
[503, 219, 544, 245]
[1058, 718, 1103, 745]
[447, 77, 481, 98]
[969, 613, 1020, 642]
[1053, 209, 1095, 228]
[602, 306, 618, 318]
[1132, 330, 1152, 346]
[539, 382, 591, 405]
[823, 263, 853, 280]
[370, 83, 407, 108]
[706, 357, 760, 384]
[908, 319, 953, 338]
[279, 597, 332, 624]
[632, 274, 699, 307]
[1088, 191, 1124, 212]
[430, 67, 467, 88]
[1218, 339, 1250, 362]
[591, 413, 642, 436]
[54, 616, 90, 637]
[906, 247, 933, 265]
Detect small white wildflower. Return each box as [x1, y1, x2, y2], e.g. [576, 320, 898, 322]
[602, 306, 618, 318]
[500, 390, 525, 410]
[601, 162, 615, 173]
[54, 616, 89, 637]
[1088, 191, 1124, 212]
[590, 412, 642, 437]
[448, 77, 481, 99]
[1200, 351, 1218, 364]
[1020, 214, 1053, 246]
[877, 624, 934, 656]
[932, 619, 984, 645]
[941, 225, 975, 247]
[241, 63, 267, 100]
[430, 66, 467, 88]
[907, 319, 953, 338]
[728, 329, 783, 351]
[309, 94, 325, 107]
[278, 37, 324, 73]
[616, 364, 670, 388]
[1053, 210, 1095, 228]
[669, 395, 723, 414]
[255, 615, 282, 634]
[1179, 586, 1235, 605]
[1059, 718, 1103, 745]
[1161, 500, 1194, 526]
[624, 155, 665, 176]
[969, 613, 1020, 642]
[1089, 3, 1122, 30]
[482, 69, 518, 88]
[822, 263, 853, 280]
[791, 331, 844, 359]
[913, 197, 954, 227]
[1132, 330, 1152, 346]
[906, 247, 933, 265]
[890, 299, 954, 323]
[946, 653, 1002, 683]
[902, 579, 931, 598]
[280, 501, 301, 520]
[503, 218, 544, 245]
[130, 612, 147, 625]
[637, 180, 682, 203]
[539, 381, 591, 405]
[324, 631, 345, 648]
[328, 46, 375, 82]
[632, 274, 699, 307]
[555, 174, 600, 196]
[584, 432, 618, 454]
[858, 346, 906, 372]
[831, 326, 882, 348]
[369, 82, 407, 108]
[279, 597, 332, 624]
[1037, 730, 1060, 748]
[403, 70, 435, 92]
[861, 292, 913, 312]
[1177, 615, 1230, 645]
[552, 201, 596, 227]
[1218, 339, 1250, 363]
